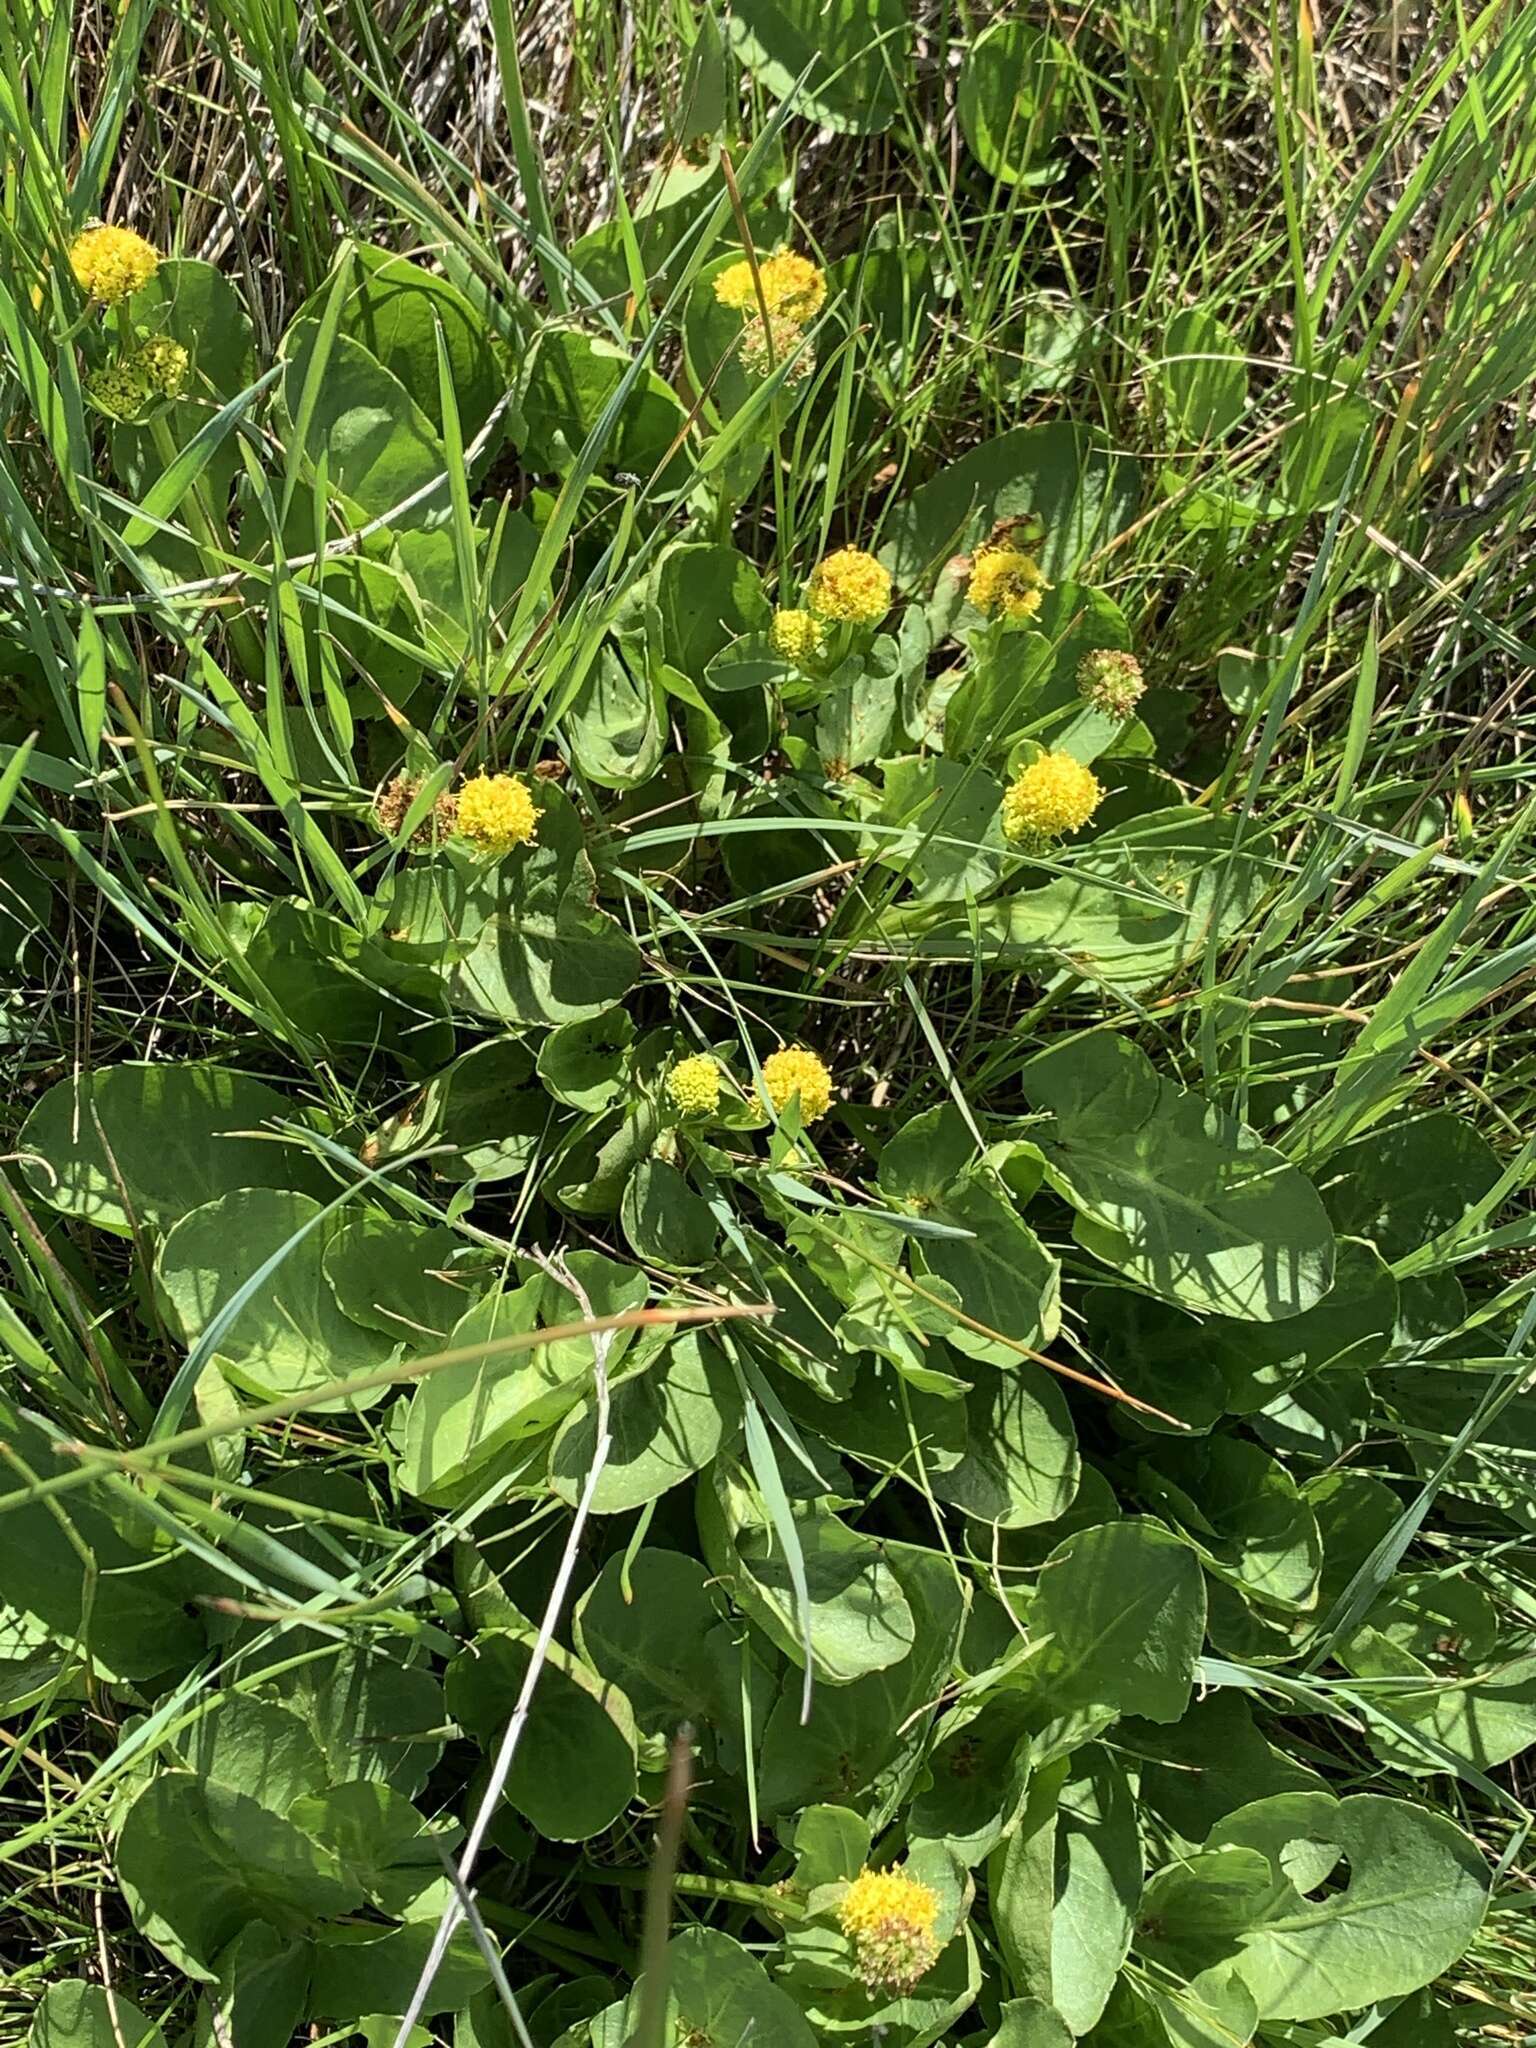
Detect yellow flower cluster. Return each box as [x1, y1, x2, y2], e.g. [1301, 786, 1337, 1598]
[85, 336, 189, 419]
[761, 1047, 833, 1123]
[1077, 648, 1146, 720]
[967, 544, 1048, 622]
[738, 310, 814, 384]
[770, 608, 824, 665]
[1001, 751, 1104, 845]
[838, 1866, 941, 1996]
[666, 1053, 722, 1119]
[806, 547, 891, 627]
[69, 225, 160, 307]
[714, 250, 826, 321]
[455, 772, 538, 855]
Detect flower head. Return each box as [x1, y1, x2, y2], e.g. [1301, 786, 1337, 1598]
[455, 772, 538, 856]
[69, 225, 160, 307]
[1077, 648, 1146, 720]
[667, 1053, 722, 1119]
[1001, 751, 1104, 845]
[761, 1047, 833, 1123]
[967, 544, 1048, 622]
[375, 774, 458, 848]
[85, 335, 189, 420]
[770, 608, 824, 666]
[838, 1866, 941, 1997]
[806, 547, 891, 628]
[739, 310, 814, 384]
[137, 334, 189, 400]
[714, 250, 826, 321]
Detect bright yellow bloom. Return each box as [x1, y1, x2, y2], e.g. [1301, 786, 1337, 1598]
[769, 608, 824, 665]
[1077, 648, 1146, 720]
[666, 1053, 722, 1119]
[739, 310, 814, 384]
[761, 1047, 833, 1123]
[69, 225, 160, 307]
[455, 773, 538, 855]
[838, 1866, 941, 1996]
[714, 250, 826, 321]
[967, 545, 1048, 622]
[806, 548, 891, 627]
[1001, 752, 1104, 845]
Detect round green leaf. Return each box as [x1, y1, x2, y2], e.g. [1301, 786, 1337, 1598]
[446, 1629, 638, 1840]
[550, 1329, 738, 1512]
[323, 1217, 481, 1349]
[519, 328, 691, 489]
[620, 1156, 718, 1269]
[29, 1982, 167, 2048]
[727, 0, 910, 133]
[1023, 1031, 1336, 1322]
[932, 1363, 1079, 1528]
[958, 21, 1068, 181]
[1160, 306, 1248, 443]
[156, 1188, 396, 1406]
[20, 1063, 327, 1234]
[914, 1170, 1061, 1363]
[1031, 1518, 1207, 1725]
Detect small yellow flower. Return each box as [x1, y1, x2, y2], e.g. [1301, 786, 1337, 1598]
[69, 225, 160, 307]
[1001, 751, 1104, 845]
[1077, 648, 1146, 720]
[806, 548, 891, 628]
[666, 1053, 722, 1119]
[769, 608, 824, 666]
[137, 334, 189, 400]
[739, 311, 814, 384]
[838, 1865, 941, 1997]
[967, 545, 1048, 622]
[714, 249, 826, 321]
[761, 1047, 833, 1123]
[455, 772, 538, 856]
[85, 354, 153, 420]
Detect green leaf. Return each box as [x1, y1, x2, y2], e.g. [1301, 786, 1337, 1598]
[1051, 1748, 1141, 2034]
[241, 899, 454, 1070]
[20, 1063, 328, 1234]
[914, 1170, 1060, 1363]
[651, 542, 772, 684]
[29, 1982, 167, 2048]
[537, 1007, 633, 1113]
[1122, 1691, 1327, 1843]
[930, 1364, 1079, 1529]
[156, 1188, 396, 1405]
[1031, 1519, 1206, 1724]
[1159, 307, 1248, 443]
[1319, 1107, 1503, 1256]
[1137, 1791, 1489, 2021]
[280, 325, 447, 526]
[565, 646, 665, 788]
[699, 1459, 918, 1685]
[1142, 1436, 1322, 1612]
[882, 423, 1139, 590]
[265, 1644, 446, 1799]
[379, 796, 641, 1026]
[727, 0, 910, 133]
[1023, 1032, 1336, 1321]
[315, 244, 501, 442]
[908, 1691, 1033, 1862]
[878, 1103, 977, 1206]
[308, 1918, 488, 2022]
[550, 1329, 738, 1513]
[411, 1036, 554, 1186]
[180, 1692, 330, 1811]
[957, 21, 1068, 181]
[446, 1628, 638, 1840]
[396, 1278, 555, 1503]
[621, 1155, 718, 1269]
[574, 1548, 743, 1742]
[984, 1998, 1073, 2048]
[323, 1216, 482, 1349]
[519, 327, 691, 488]
[118, 1772, 364, 1978]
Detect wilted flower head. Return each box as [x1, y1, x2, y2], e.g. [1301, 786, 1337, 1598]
[967, 545, 1048, 622]
[1077, 648, 1146, 720]
[838, 1866, 941, 1997]
[714, 249, 826, 321]
[1001, 751, 1104, 845]
[666, 1053, 722, 1119]
[455, 772, 538, 855]
[769, 608, 824, 666]
[761, 1047, 833, 1123]
[375, 774, 459, 848]
[739, 310, 814, 384]
[806, 547, 891, 627]
[69, 225, 160, 307]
